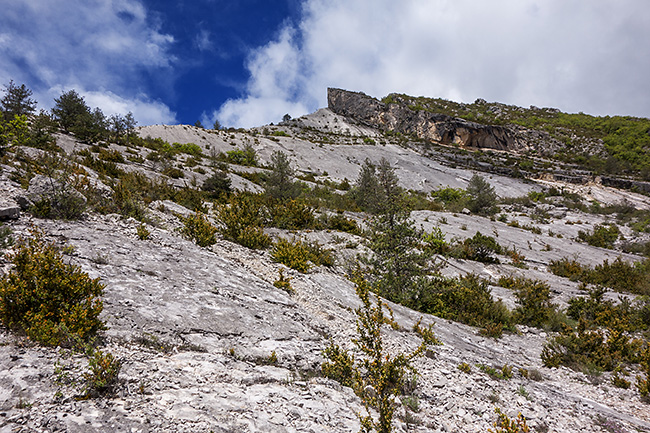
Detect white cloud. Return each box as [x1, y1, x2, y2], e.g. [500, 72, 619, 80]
[214, 26, 312, 127]
[0, 0, 176, 125]
[217, 0, 650, 127]
[82, 90, 176, 126]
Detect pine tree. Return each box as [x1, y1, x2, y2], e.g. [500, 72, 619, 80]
[363, 159, 434, 304]
[265, 150, 300, 200]
[466, 174, 498, 215]
[52, 90, 91, 132]
[352, 158, 380, 213]
[0, 80, 37, 120]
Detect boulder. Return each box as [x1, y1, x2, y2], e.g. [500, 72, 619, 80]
[0, 200, 20, 220]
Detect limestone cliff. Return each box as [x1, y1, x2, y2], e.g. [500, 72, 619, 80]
[328, 88, 524, 152]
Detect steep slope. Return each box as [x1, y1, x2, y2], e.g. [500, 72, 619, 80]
[1, 92, 650, 432]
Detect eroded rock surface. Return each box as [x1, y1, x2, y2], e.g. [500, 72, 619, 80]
[327, 88, 521, 152]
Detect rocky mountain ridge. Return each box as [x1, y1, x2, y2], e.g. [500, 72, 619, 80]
[327, 88, 521, 153]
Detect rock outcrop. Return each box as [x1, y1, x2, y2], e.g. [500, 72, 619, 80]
[327, 88, 522, 152]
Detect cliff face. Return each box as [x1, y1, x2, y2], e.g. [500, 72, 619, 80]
[327, 88, 523, 152]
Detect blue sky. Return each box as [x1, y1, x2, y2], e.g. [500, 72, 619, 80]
[1, 0, 649, 127]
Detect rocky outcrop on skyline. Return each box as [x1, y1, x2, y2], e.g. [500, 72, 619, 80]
[327, 88, 522, 152]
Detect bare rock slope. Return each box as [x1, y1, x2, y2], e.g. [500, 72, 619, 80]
[1, 97, 650, 432]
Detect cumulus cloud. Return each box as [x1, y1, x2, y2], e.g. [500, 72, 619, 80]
[216, 0, 650, 127]
[82, 90, 176, 126]
[0, 0, 176, 124]
[212, 26, 311, 127]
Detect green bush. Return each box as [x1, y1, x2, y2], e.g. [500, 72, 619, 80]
[578, 224, 620, 248]
[108, 181, 147, 221]
[466, 174, 498, 215]
[273, 269, 293, 293]
[323, 212, 360, 234]
[182, 212, 217, 247]
[541, 318, 640, 372]
[224, 143, 257, 166]
[267, 198, 315, 229]
[499, 276, 557, 328]
[322, 343, 356, 387]
[431, 187, 467, 204]
[201, 170, 231, 199]
[136, 224, 150, 240]
[548, 257, 587, 281]
[449, 232, 502, 263]
[0, 224, 13, 249]
[84, 349, 121, 398]
[322, 276, 437, 433]
[414, 274, 512, 336]
[265, 150, 300, 200]
[488, 408, 530, 433]
[422, 226, 448, 255]
[30, 192, 86, 220]
[0, 230, 105, 346]
[637, 345, 650, 399]
[271, 238, 333, 272]
[217, 193, 271, 249]
[551, 256, 650, 296]
[172, 142, 203, 157]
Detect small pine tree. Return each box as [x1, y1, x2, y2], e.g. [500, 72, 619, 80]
[1, 80, 37, 120]
[351, 158, 381, 213]
[52, 89, 91, 132]
[466, 174, 498, 215]
[362, 159, 433, 304]
[265, 150, 300, 200]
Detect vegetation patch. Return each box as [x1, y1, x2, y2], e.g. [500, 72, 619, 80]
[182, 212, 217, 247]
[0, 229, 105, 346]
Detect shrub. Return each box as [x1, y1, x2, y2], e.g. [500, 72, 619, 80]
[499, 277, 557, 328]
[30, 193, 86, 220]
[322, 343, 356, 387]
[108, 180, 147, 221]
[488, 408, 530, 433]
[431, 187, 467, 205]
[224, 143, 257, 166]
[414, 274, 512, 336]
[323, 212, 360, 234]
[0, 224, 13, 249]
[265, 150, 300, 200]
[182, 212, 217, 247]
[577, 224, 620, 249]
[322, 276, 437, 433]
[267, 198, 315, 229]
[637, 345, 650, 399]
[548, 257, 586, 281]
[136, 224, 150, 240]
[566, 286, 620, 327]
[161, 166, 184, 179]
[273, 269, 293, 293]
[217, 193, 271, 249]
[271, 238, 333, 272]
[272, 238, 311, 272]
[0, 229, 105, 346]
[351, 158, 381, 213]
[172, 142, 203, 157]
[458, 362, 471, 374]
[84, 349, 121, 398]
[551, 256, 650, 296]
[449, 232, 503, 263]
[201, 170, 231, 199]
[541, 318, 640, 372]
[422, 226, 448, 255]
